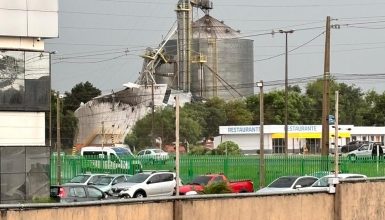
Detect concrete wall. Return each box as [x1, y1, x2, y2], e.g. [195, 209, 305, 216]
[336, 180, 385, 220]
[1, 180, 385, 220]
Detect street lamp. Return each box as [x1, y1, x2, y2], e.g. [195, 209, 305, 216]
[278, 29, 294, 155]
[256, 80, 265, 187]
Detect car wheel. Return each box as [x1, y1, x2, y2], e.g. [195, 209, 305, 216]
[134, 191, 146, 198]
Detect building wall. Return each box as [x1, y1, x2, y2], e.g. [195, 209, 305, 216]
[0, 0, 58, 38]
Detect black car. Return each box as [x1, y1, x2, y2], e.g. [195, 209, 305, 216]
[50, 184, 108, 203]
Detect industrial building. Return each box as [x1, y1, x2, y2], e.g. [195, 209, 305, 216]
[0, 1, 58, 203]
[75, 0, 254, 147]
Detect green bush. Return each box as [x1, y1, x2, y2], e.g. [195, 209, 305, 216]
[201, 181, 232, 194]
[32, 196, 57, 203]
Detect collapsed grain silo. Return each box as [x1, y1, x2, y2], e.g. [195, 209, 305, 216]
[155, 1, 254, 100]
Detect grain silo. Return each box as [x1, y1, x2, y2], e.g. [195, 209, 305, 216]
[155, 2, 254, 100]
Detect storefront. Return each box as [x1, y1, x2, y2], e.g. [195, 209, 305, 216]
[218, 125, 385, 154]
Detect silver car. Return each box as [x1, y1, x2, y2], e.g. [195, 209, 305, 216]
[91, 174, 131, 194]
[63, 174, 107, 186]
[256, 176, 318, 194]
[110, 171, 176, 198]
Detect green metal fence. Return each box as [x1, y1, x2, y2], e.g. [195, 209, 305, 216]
[50, 155, 385, 190]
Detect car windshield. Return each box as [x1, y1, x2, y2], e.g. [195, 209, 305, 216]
[126, 173, 150, 183]
[93, 176, 114, 186]
[69, 175, 91, 183]
[191, 176, 212, 185]
[153, 149, 163, 153]
[112, 147, 134, 157]
[268, 177, 298, 188]
[312, 177, 330, 187]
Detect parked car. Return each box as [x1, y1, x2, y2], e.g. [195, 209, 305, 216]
[347, 142, 384, 161]
[298, 173, 367, 193]
[64, 174, 107, 186]
[90, 174, 131, 195]
[311, 173, 367, 187]
[81, 146, 142, 173]
[179, 174, 254, 195]
[137, 149, 169, 162]
[340, 141, 369, 153]
[50, 184, 108, 203]
[256, 176, 318, 194]
[110, 171, 177, 198]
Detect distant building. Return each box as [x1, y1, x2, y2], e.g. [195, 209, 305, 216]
[218, 125, 385, 154]
[0, 0, 58, 203]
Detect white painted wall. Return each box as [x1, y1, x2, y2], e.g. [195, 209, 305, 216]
[0, 112, 45, 146]
[0, 0, 58, 38]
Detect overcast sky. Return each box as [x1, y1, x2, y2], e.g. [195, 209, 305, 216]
[47, 0, 385, 94]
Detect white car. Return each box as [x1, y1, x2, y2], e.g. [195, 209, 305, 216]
[110, 171, 176, 198]
[347, 142, 384, 161]
[256, 176, 318, 194]
[137, 149, 169, 162]
[298, 173, 367, 193]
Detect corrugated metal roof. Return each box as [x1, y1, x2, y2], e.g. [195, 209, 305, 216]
[192, 15, 242, 39]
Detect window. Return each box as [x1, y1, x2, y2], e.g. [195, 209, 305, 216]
[87, 187, 103, 198]
[160, 173, 173, 182]
[69, 187, 86, 198]
[272, 138, 285, 154]
[213, 176, 224, 183]
[0, 51, 50, 111]
[113, 176, 126, 184]
[145, 150, 152, 155]
[148, 174, 161, 184]
[295, 177, 317, 188]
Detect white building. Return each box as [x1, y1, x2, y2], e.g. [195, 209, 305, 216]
[218, 125, 385, 154]
[0, 0, 58, 203]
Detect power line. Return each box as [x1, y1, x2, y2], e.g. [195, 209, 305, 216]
[255, 31, 325, 62]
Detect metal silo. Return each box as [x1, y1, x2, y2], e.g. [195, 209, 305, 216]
[155, 14, 254, 100]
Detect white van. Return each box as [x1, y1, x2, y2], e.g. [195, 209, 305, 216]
[80, 146, 142, 174]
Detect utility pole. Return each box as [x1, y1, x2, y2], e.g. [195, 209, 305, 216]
[102, 121, 105, 148]
[257, 81, 265, 188]
[334, 91, 339, 177]
[56, 92, 61, 185]
[175, 95, 180, 196]
[151, 81, 155, 147]
[279, 29, 294, 155]
[321, 16, 331, 156]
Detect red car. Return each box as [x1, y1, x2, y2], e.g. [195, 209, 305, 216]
[179, 174, 254, 195]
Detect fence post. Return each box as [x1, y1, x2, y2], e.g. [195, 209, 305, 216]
[301, 156, 305, 175]
[224, 156, 229, 176]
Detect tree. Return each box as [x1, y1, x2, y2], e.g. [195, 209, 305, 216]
[125, 106, 202, 151]
[51, 81, 101, 149]
[203, 98, 227, 138]
[224, 99, 253, 125]
[63, 81, 101, 112]
[215, 141, 241, 155]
